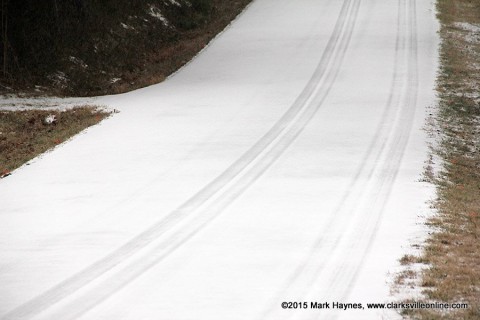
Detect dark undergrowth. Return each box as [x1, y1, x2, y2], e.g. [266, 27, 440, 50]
[0, 0, 252, 96]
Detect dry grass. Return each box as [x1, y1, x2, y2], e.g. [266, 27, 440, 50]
[0, 107, 109, 177]
[397, 0, 480, 319]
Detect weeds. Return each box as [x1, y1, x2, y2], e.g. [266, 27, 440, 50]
[397, 0, 480, 318]
[0, 106, 109, 176]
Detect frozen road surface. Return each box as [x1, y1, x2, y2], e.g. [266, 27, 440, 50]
[0, 0, 438, 319]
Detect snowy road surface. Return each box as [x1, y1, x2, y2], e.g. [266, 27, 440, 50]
[1, 0, 438, 319]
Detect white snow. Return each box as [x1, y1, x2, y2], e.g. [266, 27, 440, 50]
[454, 21, 480, 34]
[0, 0, 439, 319]
[0, 96, 95, 111]
[43, 114, 57, 125]
[109, 78, 122, 84]
[148, 5, 169, 26]
[120, 23, 135, 31]
[454, 22, 480, 45]
[165, 0, 181, 7]
[68, 56, 88, 69]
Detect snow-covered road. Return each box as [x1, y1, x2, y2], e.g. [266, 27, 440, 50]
[0, 0, 438, 319]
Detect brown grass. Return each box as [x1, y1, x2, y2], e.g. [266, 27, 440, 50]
[0, 107, 109, 177]
[397, 0, 480, 319]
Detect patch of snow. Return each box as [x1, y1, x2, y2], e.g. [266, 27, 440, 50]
[43, 114, 57, 125]
[167, 0, 181, 6]
[110, 78, 122, 84]
[34, 85, 46, 93]
[47, 71, 69, 89]
[68, 56, 88, 69]
[148, 5, 169, 26]
[455, 21, 480, 33]
[455, 91, 479, 99]
[454, 22, 480, 44]
[120, 22, 135, 31]
[391, 261, 431, 301]
[0, 95, 96, 111]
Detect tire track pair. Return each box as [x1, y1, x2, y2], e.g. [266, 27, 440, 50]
[261, 0, 418, 319]
[2, 0, 363, 319]
[317, 0, 418, 311]
[323, 0, 419, 307]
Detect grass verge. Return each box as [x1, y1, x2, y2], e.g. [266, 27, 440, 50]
[0, 107, 109, 178]
[397, 0, 480, 318]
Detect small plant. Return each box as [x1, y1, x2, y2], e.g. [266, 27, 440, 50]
[400, 254, 417, 266]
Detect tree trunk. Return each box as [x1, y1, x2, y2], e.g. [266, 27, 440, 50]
[2, 0, 8, 76]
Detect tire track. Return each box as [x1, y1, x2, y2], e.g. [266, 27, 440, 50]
[322, 0, 419, 305]
[2, 0, 360, 319]
[286, 1, 418, 318]
[261, 0, 418, 319]
[258, 0, 410, 318]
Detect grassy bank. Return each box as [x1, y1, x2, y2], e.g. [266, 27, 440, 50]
[399, 0, 480, 318]
[0, 0, 252, 96]
[0, 107, 109, 177]
[0, 0, 252, 176]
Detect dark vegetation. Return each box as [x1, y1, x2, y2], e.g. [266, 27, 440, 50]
[0, 0, 251, 96]
[0, 0, 251, 178]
